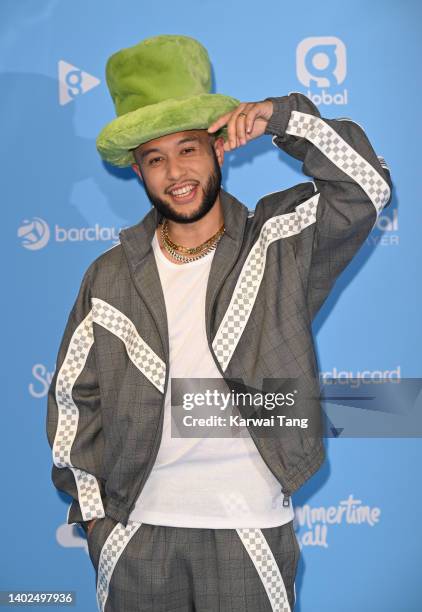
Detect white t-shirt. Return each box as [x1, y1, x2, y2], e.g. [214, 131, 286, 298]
[128, 231, 294, 528]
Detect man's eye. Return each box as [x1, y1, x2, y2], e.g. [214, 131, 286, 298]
[149, 157, 162, 165]
[182, 147, 195, 154]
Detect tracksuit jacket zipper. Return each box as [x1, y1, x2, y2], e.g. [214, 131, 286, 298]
[205, 332, 292, 509]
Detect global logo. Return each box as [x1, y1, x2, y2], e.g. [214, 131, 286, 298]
[58, 60, 100, 106]
[18, 217, 50, 250]
[296, 36, 348, 106]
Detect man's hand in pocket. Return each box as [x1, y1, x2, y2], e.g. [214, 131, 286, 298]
[86, 518, 98, 536]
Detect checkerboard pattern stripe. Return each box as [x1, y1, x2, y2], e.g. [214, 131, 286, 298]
[236, 527, 291, 612]
[284, 111, 391, 214]
[212, 193, 319, 372]
[92, 298, 166, 393]
[52, 311, 105, 521]
[96, 520, 142, 611]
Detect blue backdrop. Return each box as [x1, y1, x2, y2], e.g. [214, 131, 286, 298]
[2, 0, 421, 610]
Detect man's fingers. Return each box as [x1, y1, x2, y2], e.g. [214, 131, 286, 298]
[236, 112, 247, 145]
[226, 112, 237, 150]
[207, 111, 233, 134]
[245, 107, 260, 135]
[227, 103, 248, 149]
[208, 103, 249, 149]
[237, 104, 257, 145]
[208, 102, 264, 150]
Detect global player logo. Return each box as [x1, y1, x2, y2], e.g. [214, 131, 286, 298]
[296, 36, 348, 106]
[368, 208, 399, 246]
[18, 217, 50, 250]
[58, 60, 100, 106]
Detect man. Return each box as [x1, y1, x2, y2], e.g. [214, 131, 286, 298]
[46, 34, 392, 612]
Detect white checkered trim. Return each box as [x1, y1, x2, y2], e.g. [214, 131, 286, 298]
[52, 311, 105, 522]
[284, 111, 391, 214]
[236, 527, 291, 612]
[96, 520, 142, 611]
[212, 193, 319, 371]
[92, 298, 166, 393]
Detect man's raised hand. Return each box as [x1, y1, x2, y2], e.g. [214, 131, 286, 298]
[207, 99, 274, 151]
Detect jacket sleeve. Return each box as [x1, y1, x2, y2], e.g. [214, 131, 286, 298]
[264, 92, 393, 320]
[46, 265, 106, 532]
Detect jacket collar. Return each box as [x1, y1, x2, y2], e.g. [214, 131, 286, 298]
[119, 187, 249, 360]
[119, 187, 248, 264]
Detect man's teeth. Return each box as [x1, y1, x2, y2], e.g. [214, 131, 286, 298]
[170, 184, 196, 197]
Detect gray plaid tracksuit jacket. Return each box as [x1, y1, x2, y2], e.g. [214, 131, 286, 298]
[46, 92, 392, 535]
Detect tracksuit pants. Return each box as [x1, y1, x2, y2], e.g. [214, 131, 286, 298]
[87, 516, 300, 611]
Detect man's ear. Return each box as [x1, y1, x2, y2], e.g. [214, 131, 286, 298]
[213, 135, 225, 168]
[132, 162, 143, 181]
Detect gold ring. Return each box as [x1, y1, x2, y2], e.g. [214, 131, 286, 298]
[238, 112, 247, 117]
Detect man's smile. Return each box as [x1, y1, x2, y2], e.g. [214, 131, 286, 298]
[168, 183, 200, 203]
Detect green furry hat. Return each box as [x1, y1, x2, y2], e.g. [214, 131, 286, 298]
[96, 34, 240, 167]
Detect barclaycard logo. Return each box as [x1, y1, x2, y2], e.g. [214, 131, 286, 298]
[18, 217, 122, 250]
[18, 217, 50, 250]
[58, 60, 100, 106]
[296, 36, 348, 105]
[320, 366, 401, 385]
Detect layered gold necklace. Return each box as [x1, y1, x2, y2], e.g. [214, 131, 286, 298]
[160, 219, 225, 263]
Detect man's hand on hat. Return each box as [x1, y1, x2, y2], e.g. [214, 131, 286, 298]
[207, 100, 274, 151]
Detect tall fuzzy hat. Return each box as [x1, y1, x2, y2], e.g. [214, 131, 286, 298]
[96, 34, 240, 167]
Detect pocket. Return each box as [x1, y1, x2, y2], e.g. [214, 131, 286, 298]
[95, 520, 144, 611]
[86, 515, 115, 569]
[87, 517, 102, 542]
[288, 519, 301, 577]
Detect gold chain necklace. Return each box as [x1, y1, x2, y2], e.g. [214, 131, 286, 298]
[162, 219, 225, 254]
[160, 220, 225, 264]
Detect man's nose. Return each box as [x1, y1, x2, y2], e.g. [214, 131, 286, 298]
[166, 157, 187, 181]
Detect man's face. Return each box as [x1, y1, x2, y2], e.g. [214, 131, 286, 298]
[132, 129, 224, 224]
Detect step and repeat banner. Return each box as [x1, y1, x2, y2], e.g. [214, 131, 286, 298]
[2, 0, 421, 610]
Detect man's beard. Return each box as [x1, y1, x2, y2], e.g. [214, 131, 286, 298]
[141, 150, 222, 224]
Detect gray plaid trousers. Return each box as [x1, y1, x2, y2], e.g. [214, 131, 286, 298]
[87, 516, 300, 612]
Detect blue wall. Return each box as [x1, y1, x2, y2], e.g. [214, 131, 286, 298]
[2, 0, 421, 610]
